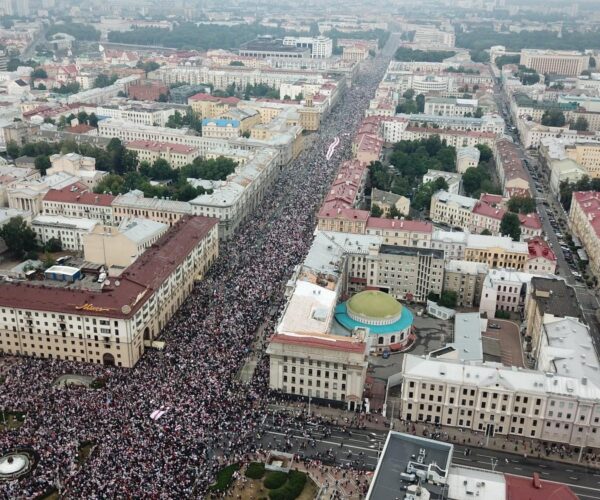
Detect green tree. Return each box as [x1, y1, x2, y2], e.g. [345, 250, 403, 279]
[88, 113, 99, 127]
[476, 144, 493, 163]
[402, 89, 415, 100]
[394, 47, 456, 62]
[570, 117, 589, 131]
[34, 155, 51, 175]
[44, 237, 62, 252]
[31, 67, 47, 79]
[93, 73, 117, 88]
[481, 229, 492, 235]
[94, 173, 126, 194]
[370, 204, 383, 217]
[439, 290, 457, 308]
[500, 212, 521, 242]
[0, 217, 38, 258]
[507, 195, 536, 214]
[37, 83, 47, 90]
[416, 94, 425, 113]
[6, 140, 19, 159]
[541, 110, 566, 127]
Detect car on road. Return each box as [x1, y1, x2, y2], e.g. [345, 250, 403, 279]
[489, 323, 501, 329]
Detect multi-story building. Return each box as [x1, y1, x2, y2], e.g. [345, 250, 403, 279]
[549, 158, 587, 196]
[125, 141, 200, 169]
[463, 234, 529, 270]
[368, 245, 444, 302]
[493, 139, 530, 198]
[127, 80, 169, 101]
[443, 260, 488, 307]
[32, 215, 98, 251]
[112, 190, 193, 226]
[423, 169, 462, 195]
[282, 36, 333, 59]
[0, 216, 219, 368]
[239, 37, 311, 60]
[456, 146, 481, 174]
[47, 153, 107, 190]
[399, 354, 600, 448]
[565, 142, 600, 178]
[201, 118, 241, 139]
[95, 103, 189, 127]
[83, 218, 169, 270]
[525, 237, 557, 274]
[424, 97, 479, 117]
[317, 208, 370, 234]
[365, 218, 433, 248]
[479, 268, 539, 318]
[370, 188, 410, 217]
[188, 93, 240, 119]
[430, 190, 476, 229]
[569, 191, 600, 281]
[524, 277, 582, 360]
[520, 49, 589, 77]
[42, 182, 114, 223]
[413, 26, 456, 48]
[8, 172, 79, 216]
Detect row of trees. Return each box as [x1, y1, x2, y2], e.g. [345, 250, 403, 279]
[6, 138, 138, 176]
[395, 89, 425, 114]
[394, 47, 456, 63]
[47, 22, 101, 41]
[94, 156, 237, 202]
[165, 110, 202, 133]
[515, 66, 540, 85]
[107, 23, 291, 50]
[457, 27, 600, 52]
[541, 110, 589, 131]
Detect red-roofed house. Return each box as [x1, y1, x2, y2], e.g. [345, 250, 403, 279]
[317, 207, 370, 234]
[188, 92, 240, 118]
[518, 212, 543, 240]
[505, 473, 578, 500]
[471, 200, 542, 241]
[366, 217, 433, 247]
[525, 236, 557, 274]
[42, 182, 115, 222]
[352, 133, 383, 164]
[126, 140, 200, 168]
[570, 191, 600, 281]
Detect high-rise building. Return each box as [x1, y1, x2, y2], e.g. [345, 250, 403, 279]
[520, 49, 589, 77]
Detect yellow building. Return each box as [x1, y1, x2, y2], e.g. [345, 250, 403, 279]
[565, 142, 600, 178]
[463, 235, 529, 270]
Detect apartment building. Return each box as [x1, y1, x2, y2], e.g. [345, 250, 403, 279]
[424, 97, 478, 117]
[125, 141, 200, 169]
[520, 49, 589, 77]
[524, 277, 582, 361]
[187, 93, 240, 119]
[463, 235, 529, 270]
[423, 169, 462, 195]
[569, 191, 600, 282]
[456, 147, 481, 174]
[564, 142, 600, 179]
[47, 153, 107, 190]
[282, 36, 333, 58]
[112, 190, 192, 226]
[95, 103, 188, 127]
[365, 218, 433, 248]
[443, 260, 488, 307]
[413, 26, 456, 48]
[370, 188, 410, 217]
[42, 182, 115, 223]
[32, 215, 98, 252]
[0, 216, 218, 368]
[479, 268, 538, 318]
[525, 237, 557, 274]
[430, 190, 476, 229]
[367, 245, 444, 303]
[400, 354, 600, 448]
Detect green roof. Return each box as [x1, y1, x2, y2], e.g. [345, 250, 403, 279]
[347, 291, 402, 319]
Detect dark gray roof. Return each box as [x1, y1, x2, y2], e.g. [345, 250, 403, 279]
[380, 244, 444, 259]
[367, 432, 453, 500]
[529, 277, 581, 319]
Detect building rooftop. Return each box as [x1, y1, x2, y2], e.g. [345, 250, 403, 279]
[529, 277, 581, 320]
[450, 312, 484, 362]
[366, 431, 453, 500]
[528, 236, 556, 262]
[113, 190, 192, 214]
[269, 332, 367, 354]
[118, 218, 168, 244]
[466, 233, 528, 253]
[32, 214, 98, 231]
[380, 244, 444, 259]
[504, 473, 578, 500]
[126, 140, 198, 155]
[367, 217, 433, 233]
[347, 290, 402, 321]
[434, 190, 477, 209]
[445, 259, 489, 275]
[44, 182, 115, 207]
[0, 216, 217, 319]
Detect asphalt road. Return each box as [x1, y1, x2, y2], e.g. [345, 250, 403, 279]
[493, 81, 600, 361]
[260, 423, 600, 499]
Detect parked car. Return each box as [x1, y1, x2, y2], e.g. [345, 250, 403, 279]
[489, 323, 501, 329]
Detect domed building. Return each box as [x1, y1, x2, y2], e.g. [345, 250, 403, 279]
[335, 290, 414, 353]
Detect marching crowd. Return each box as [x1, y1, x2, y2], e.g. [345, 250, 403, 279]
[0, 47, 393, 498]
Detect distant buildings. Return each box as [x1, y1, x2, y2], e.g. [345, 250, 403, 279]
[520, 49, 589, 77]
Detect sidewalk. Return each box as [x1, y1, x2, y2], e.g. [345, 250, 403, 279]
[270, 402, 600, 470]
[395, 420, 600, 471]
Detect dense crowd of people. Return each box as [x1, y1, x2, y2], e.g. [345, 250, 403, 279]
[0, 43, 395, 498]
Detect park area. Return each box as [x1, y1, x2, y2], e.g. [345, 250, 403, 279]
[208, 462, 317, 500]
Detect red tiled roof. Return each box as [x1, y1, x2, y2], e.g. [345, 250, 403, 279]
[527, 236, 556, 262]
[43, 182, 115, 207]
[472, 201, 506, 220]
[126, 140, 198, 155]
[66, 124, 95, 134]
[518, 212, 542, 230]
[366, 217, 433, 233]
[572, 191, 600, 238]
[0, 216, 218, 318]
[505, 473, 578, 500]
[479, 193, 504, 206]
[270, 333, 367, 354]
[318, 207, 370, 222]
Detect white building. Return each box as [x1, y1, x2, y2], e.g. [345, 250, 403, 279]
[282, 36, 333, 59]
[479, 268, 540, 319]
[47, 153, 107, 189]
[456, 146, 480, 174]
[32, 214, 98, 251]
[429, 190, 476, 229]
[423, 169, 462, 194]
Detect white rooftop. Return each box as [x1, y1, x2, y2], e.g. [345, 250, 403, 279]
[403, 353, 600, 400]
[435, 190, 477, 209]
[32, 214, 98, 231]
[118, 218, 168, 244]
[466, 233, 528, 253]
[445, 259, 489, 275]
[114, 190, 192, 213]
[447, 466, 506, 500]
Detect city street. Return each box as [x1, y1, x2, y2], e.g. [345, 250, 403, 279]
[260, 420, 600, 499]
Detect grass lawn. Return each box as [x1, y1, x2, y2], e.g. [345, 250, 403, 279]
[225, 467, 316, 500]
[0, 411, 25, 431]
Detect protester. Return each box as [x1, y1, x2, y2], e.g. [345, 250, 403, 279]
[0, 50, 393, 498]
